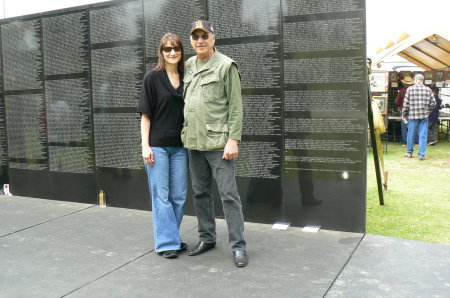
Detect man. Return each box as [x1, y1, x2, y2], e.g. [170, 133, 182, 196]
[402, 74, 436, 160]
[182, 20, 248, 267]
[427, 87, 442, 146]
[395, 76, 414, 145]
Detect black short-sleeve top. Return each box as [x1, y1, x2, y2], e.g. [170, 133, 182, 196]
[137, 70, 184, 147]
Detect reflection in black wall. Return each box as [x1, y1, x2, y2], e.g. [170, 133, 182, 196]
[211, 0, 285, 224]
[89, 1, 148, 208]
[280, 0, 366, 232]
[42, 11, 96, 203]
[143, 0, 207, 68]
[0, 0, 367, 232]
[2, 18, 48, 198]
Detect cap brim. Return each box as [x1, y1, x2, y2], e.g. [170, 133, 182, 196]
[190, 27, 211, 34]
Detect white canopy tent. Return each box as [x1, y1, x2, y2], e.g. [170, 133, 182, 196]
[372, 27, 450, 71]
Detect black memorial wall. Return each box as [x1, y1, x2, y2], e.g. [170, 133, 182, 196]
[0, 0, 367, 232]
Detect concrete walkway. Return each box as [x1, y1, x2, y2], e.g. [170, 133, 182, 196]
[0, 196, 448, 297]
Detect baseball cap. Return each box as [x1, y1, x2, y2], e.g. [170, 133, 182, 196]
[190, 20, 214, 34]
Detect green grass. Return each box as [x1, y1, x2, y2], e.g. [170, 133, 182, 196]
[366, 136, 450, 245]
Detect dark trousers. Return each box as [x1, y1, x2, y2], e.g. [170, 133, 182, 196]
[428, 121, 438, 143]
[188, 150, 246, 251]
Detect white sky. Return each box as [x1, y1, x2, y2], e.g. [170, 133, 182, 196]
[366, 0, 447, 58]
[0, 0, 447, 58]
[0, 0, 110, 18]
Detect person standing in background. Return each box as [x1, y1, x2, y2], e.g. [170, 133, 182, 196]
[427, 87, 442, 146]
[402, 74, 436, 160]
[395, 76, 414, 145]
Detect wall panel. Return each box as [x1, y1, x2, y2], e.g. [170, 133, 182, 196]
[0, 0, 367, 232]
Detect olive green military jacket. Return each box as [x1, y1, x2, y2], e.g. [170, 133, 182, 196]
[181, 50, 243, 151]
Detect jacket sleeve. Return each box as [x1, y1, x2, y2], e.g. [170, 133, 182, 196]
[437, 96, 442, 110]
[137, 71, 155, 119]
[428, 91, 436, 113]
[395, 90, 402, 107]
[224, 63, 243, 141]
[402, 88, 410, 117]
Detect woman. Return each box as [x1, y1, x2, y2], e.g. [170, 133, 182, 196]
[137, 33, 187, 258]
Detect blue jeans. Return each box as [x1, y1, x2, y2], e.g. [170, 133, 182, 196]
[144, 146, 188, 252]
[407, 118, 428, 158]
[401, 120, 418, 144]
[400, 120, 407, 144]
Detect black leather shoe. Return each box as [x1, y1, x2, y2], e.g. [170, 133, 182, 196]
[162, 250, 178, 258]
[233, 250, 248, 267]
[188, 241, 216, 256]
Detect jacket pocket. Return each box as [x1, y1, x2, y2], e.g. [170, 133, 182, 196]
[205, 123, 228, 149]
[200, 75, 220, 102]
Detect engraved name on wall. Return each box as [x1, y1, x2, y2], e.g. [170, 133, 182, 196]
[2, 19, 47, 171]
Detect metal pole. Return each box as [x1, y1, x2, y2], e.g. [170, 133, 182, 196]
[367, 60, 385, 205]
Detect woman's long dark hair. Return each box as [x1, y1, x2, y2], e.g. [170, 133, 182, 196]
[152, 33, 184, 75]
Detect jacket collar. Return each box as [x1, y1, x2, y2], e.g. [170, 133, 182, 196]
[193, 49, 220, 75]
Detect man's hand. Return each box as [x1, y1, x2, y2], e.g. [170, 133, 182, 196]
[222, 139, 239, 160]
[142, 145, 154, 166]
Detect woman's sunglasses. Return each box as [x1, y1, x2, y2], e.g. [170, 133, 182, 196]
[162, 46, 182, 53]
[191, 33, 209, 41]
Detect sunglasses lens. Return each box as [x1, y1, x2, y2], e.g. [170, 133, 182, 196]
[162, 46, 181, 53]
[192, 34, 209, 40]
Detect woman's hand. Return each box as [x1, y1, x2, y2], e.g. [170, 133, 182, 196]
[142, 145, 154, 167]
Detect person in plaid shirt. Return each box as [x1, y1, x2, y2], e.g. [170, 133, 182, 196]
[402, 74, 436, 160]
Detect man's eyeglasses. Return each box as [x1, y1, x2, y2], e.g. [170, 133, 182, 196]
[191, 33, 209, 41]
[162, 46, 182, 53]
